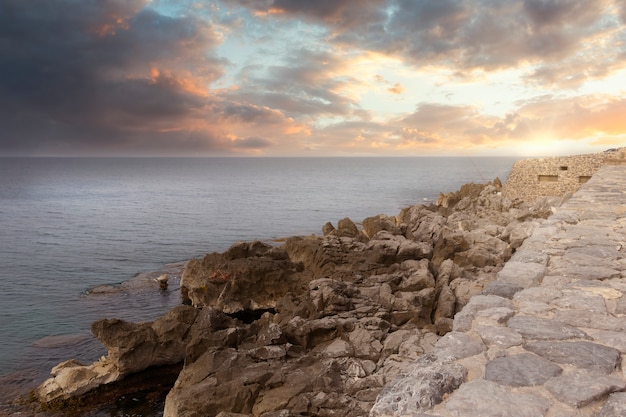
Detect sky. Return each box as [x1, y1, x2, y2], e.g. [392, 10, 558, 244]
[1, 0, 625, 157]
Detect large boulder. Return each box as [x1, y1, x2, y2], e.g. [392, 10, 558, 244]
[362, 214, 401, 238]
[181, 241, 305, 313]
[36, 306, 198, 403]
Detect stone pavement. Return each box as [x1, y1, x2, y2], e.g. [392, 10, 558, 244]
[371, 164, 626, 417]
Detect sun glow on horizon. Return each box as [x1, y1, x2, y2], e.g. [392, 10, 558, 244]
[515, 138, 609, 158]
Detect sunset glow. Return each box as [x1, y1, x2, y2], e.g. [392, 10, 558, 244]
[1, 0, 625, 156]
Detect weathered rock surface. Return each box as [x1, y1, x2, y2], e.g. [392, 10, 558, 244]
[36, 305, 198, 402]
[523, 341, 621, 374]
[35, 178, 555, 416]
[371, 164, 626, 417]
[369, 355, 466, 416]
[442, 379, 551, 417]
[484, 353, 562, 387]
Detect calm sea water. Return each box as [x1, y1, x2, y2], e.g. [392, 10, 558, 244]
[0, 157, 518, 383]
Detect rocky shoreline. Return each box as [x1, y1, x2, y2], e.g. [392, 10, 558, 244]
[372, 163, 626, 417]
[21, 175, 565, 417]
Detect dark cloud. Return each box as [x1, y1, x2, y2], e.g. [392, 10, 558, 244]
[378, 0, 605, 70]
[233, 0, 386, 28]
[237, 0, 622, 85]
[224, 48, 363, 119]
[523, 0, 577, 27]
[0, 0, 228, 155]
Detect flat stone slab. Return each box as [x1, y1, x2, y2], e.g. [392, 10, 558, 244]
[434, 332, 485, 360]
[567, 246, 622, 261]
[552, 290, 608, 313]
[444, 380, 551, 417]
[475, 325, 522, 349]
[595, 392, 626, 417]
[586, 329, 626, 353]
[496, 262, 545, 288]
[507, 316, 588, 341]
[452, 295, 513, 332]
[553, 310, 626, 332]
[524, 341, 621, 374]
[550, 264, 621, 281]
[481, 281, 523, 299]
[545, 370, 626, 408]
[484, 353, 562, 387]
[513, 287, 562, 303]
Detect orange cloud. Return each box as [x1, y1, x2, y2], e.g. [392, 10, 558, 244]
[387, 83, 404, 95]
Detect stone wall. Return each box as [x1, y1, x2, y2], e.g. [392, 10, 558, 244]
[502, 148, 626, 202]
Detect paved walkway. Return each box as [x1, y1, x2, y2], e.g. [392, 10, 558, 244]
[373, 164, 626, 417]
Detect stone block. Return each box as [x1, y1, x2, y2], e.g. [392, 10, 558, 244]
[496, 261, 546, 288]
[595, 392, 626, 417]
[523, 341, 621, 374]
[507, 315, 588, 341]
[484, 353, 562, 387]
[545, 370, 626, 408]
[435, 332, 485, 360]
[444, 380, 551, 417]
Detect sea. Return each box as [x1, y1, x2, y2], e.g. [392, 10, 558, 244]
[0, 156, 520, 396]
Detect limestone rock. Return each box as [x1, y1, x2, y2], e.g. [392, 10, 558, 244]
[523, 341, 621, 374]
[370, 355, 467, 416]
[362, 214, 400, 238]
[484, 353, 562, 387]
[595, 392, 626, 417]
[507, 315, 588, 340]
[35, 176, 553, 416]
[181, 242, 303, 313]
[337, 217, 360, 238]
[453, 295, 513, 332]
[544, 370, 626, 408]
[482, 281, 523, 299]
[443, 379, 551, 417]
[496, 261, 545, 288]
[435, 332, 485, 360]
[36, 305, 198, 403]
[322, 221, 335, 236]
